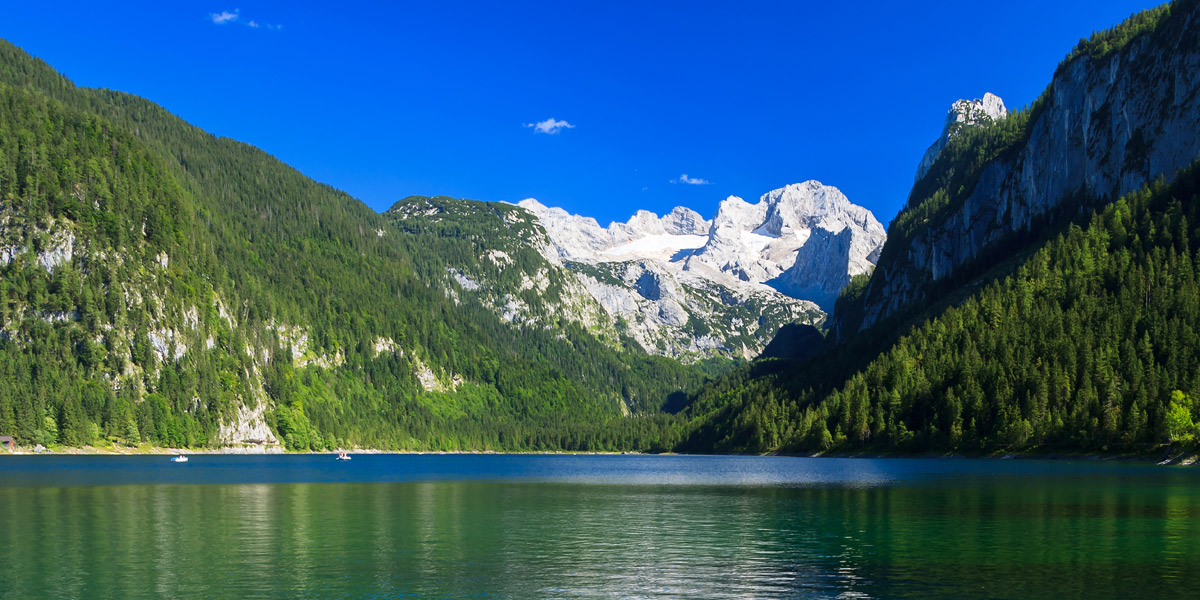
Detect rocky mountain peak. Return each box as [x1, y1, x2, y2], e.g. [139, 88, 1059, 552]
[712, 195, 767, 230]
[849, 4, 1200, 333]
[686, 181, 886, 307]
[915, 92, 1009, 181]
[522, 180, 885, 311]
[953, 92, 1008, 126]
[662, 206, 709, 235]
[626, 210, 666, 234]
[761, 180, 878, 233]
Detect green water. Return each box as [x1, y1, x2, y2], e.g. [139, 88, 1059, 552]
[0, 455, 1197, 598]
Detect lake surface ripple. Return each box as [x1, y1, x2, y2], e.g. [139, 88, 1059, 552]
[1, 455, 1197, 599]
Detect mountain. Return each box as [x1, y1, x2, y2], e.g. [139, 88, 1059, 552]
[389, 195, 821, 363]
[0, 34, 862, 454]
[679, 0, 1200, 454]
[522, 180, 886, 312]
[914, 93, 1008, 182]
[0, 39, 714, 453]
[839, 0, 1200, 335]
[4, 0, 1192, 458]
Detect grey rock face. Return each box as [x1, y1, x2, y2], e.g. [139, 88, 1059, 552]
[915, 93, 1009, 182]
[574, 259, 821, 360]
[520, 180, 888, 314]
[662, 206, 709, 235]
[776, 226, 854, 309]
[518, 199, 713, 260]
[634, 270, 662, 301]
[511, 177, 888, 360]
[859, 7, 1200, 330]
[682, 181, 887, 309]
[523, 180, 886, 313]
[516, 187, 880, 358]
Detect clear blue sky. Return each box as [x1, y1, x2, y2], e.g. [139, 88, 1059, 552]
[1, 1, 1161, 226]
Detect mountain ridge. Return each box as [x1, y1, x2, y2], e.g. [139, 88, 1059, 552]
[390, 195, 822, 363]
[0, 38, 712, 453]
[839, 0, 1200, 335]
[678, 0, 1200, 456]
[519, 180, 886, 311]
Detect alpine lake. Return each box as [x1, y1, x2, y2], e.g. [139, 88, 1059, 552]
[0, 454, 1197, 599]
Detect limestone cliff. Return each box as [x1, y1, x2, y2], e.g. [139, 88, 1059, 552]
[524, 181, 886, 313]
[914, 93, 1008, 182]
[847, 3, 1200, 333]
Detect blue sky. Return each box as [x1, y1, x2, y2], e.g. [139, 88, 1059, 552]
[1, 1, 1161, 226]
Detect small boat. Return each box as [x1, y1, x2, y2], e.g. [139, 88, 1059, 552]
[170, 455, 188, 463]
[335, 452, 351, 461]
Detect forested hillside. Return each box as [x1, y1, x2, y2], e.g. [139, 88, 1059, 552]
[678, 0, 1200, 455]
[389, 194, 817, 366]
[838, 0, 1198, 335]
[4, 0, 1197, 457]
[680, 162, 1200, 453]
[0, 40, 708, 452]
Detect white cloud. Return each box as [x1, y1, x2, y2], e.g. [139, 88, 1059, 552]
[209, 9, 281, 29]
[672, 174, 711, 185]
[524, 118, 575, 135]
[210, 10, 239, 24]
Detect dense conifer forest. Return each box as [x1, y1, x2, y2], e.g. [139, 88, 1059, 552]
[676, 0, 1200, 455]
[0, 40, 706, 452]
[679, 162, 1200, 453]
[2, 0, 1198, 457]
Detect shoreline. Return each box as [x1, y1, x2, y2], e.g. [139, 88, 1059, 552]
[0, 444, 646, 457]
[2, 444, 1196, 465]
[800, 449, 1199, 466]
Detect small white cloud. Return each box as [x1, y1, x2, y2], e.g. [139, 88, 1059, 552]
[671, 174, 711, 185]
[524, 118, 575, 135]
[210, 9, 239, 24]
[209, 9, 281, 29]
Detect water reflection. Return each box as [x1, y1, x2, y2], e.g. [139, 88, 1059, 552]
[0, 459, 1198, 599]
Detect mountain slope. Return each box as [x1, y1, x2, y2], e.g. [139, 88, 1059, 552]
[387, 195, 816, 363]
[839, 0, 1200, 335]
[505, 180, 882, 361]
[679, 0, 1200, 454]
[524, 181, 885, 313]
[0, 39, 709, 452]
[681, 161, 1200, 453]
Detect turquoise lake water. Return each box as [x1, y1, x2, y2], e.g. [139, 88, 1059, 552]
[0, 454, 1197, 599]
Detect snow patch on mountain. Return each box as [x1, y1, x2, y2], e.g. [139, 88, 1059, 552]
[601, 234, 708, 259]
[520, 180, 885, 311]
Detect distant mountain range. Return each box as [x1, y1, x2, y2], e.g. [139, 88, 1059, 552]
[381, 179, 885, 364]
[484, 181, 886, 360]
[521, 179, 886, 311]
[388, 180, 888, 364]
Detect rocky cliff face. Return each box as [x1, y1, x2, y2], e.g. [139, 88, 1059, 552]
[522, 180, 886, 312]
[914, 93, 1008, 182]
[570, 259, 819, 361]
[518, 199, 711, 261]
[391, 196, 822, 362]
[684, 182, 886, 308]
[854, 4, 1200, 331]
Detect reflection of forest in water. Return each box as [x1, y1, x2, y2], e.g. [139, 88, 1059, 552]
[1, 464, 1198, 599]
